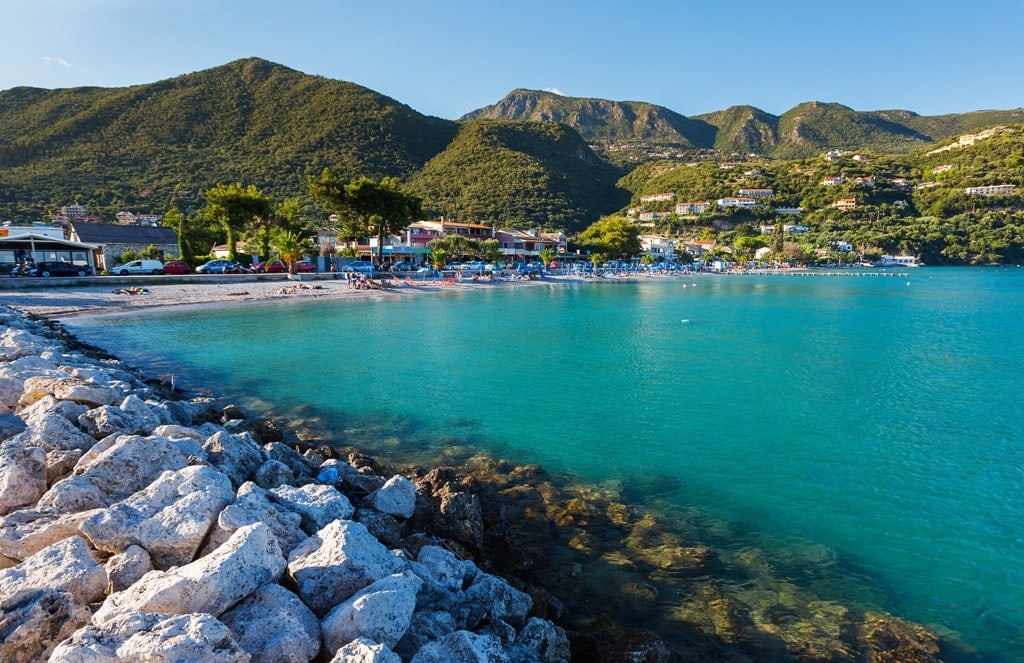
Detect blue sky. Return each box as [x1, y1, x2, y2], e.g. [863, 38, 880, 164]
[4, 0, 1022, 120]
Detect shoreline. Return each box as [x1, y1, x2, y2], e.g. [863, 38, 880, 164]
[1, 279, 961, 661]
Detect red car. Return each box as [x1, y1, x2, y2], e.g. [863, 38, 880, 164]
[295, 260, 315, 273]
[163, 260, 191, 275]
[253, 259, 287, 273]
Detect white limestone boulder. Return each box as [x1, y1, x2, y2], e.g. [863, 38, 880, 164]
[460, 573, 533, 631]
[51, 611, 249, 662]
[12, 401, 95, 457]
[219, 583, 321, 663]
[366, 475, 417, 519]
[410, 630, 509, 663]
[77, 393, 162, 438]
[415, 544, 478, 594]
[37, 433, 205, 513]
[269, 482, 355, 534]
[202, 429, 266, 488]
[80, 464, 235, 569]
[0, 588, 94, 662]
[330, 637, 402, 663]
[516, 617, 571, 663]
[92, 522, 285, 626]
[52, 379, 119, 408]
[0, 506, 103, 562]
[0, 440, 47, 516]
[321, 570, 423, 653]
[287, 519, 407, 617]
[105, 544, 154, 593]
[201, 481, 307, 557]
[0, 534, 106, 607]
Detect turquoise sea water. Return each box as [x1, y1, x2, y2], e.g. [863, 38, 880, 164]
[68, 268, 1024, 660]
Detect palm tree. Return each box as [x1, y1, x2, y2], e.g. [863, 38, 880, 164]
[271, 230, 309, 275]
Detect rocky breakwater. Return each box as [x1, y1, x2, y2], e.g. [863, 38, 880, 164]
[0, 305, 570, 663]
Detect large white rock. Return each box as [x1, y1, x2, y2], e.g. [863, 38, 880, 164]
[0, 440, 47, 516]
[0, 588, 94, 662]
[330, 637, 402, 663]
[287, 519, 407, 617]
[202, 481, 307, 557]
[80, 465, 235, 569]
[202, 430, 266, 488]
[415, 545, 478, 594]
[321, 570, 422, 653]
[51, 611, 250, 662]
[92, 522, 285, 626]
[366, 475, 417, 519]
[0, 535, 106, 606]
[0, 506, 103, 561]
[410, 630, 509, 663]
[516, 617, 571, 663]
[460, 573, 533, 631]
[105, 544, 154, 593]
[269, 483, 355, 534]
[53, 380, 119, 408]
[37, 433, 205, 513]
[77, 394, 162, 438]
[219, 583, 321, 663]
[12, 404, 95, 456]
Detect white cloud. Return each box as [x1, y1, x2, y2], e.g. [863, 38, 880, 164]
[544, 87, 566, 96]
[42, 56, 72, 68]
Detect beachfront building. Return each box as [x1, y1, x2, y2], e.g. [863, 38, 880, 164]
[965, 184, 1016, 196]
[69, 222, 178, 271]
[638, 234, 677, 261]
[0, 231, 99, 275]
[494, 228, 566, 262]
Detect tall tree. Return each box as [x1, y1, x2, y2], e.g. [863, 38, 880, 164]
[574, 215, 642, 259]
[308, 170, 422, 263]
[202, 183, 273, 261]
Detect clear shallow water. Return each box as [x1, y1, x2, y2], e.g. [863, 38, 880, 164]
[69, 269, 1024, 660]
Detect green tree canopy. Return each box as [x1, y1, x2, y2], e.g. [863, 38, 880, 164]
[308, 170, 423, 262]
[574, 215, 642, 259]
[202, 182, 273, 261]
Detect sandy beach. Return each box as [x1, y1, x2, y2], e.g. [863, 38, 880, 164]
[0, 274, 574, 319]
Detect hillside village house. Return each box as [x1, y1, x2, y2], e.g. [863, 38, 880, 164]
[69, 222, 178, 271]
[737, 188, 774, 198]
[716, 197, 759, 209]
[675, 201, 711, 215]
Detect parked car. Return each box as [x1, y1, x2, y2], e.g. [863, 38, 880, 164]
[252, 259, 286, 273]
[162, 260, 191, 275]
[340, 260, 374, 274]
[390, 261, 414, 272]
[110, 259, 164, 275]
[196, 259, 250, 274]
[12, 261, 93, 277]
[295, 260, 316, 273]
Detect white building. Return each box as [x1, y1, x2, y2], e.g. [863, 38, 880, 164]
[717, 197, 758, 209]
[675, 201, 711, 215]
[639, 192, 675, 203]
[737, 188, 774, 198]
[965, 184, 1016, 196]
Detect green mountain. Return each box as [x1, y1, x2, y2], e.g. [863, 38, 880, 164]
[465, 91, 1024, 160]
[693, 105, 780, 155]
[0, 59, 631, 231]
[0, 58, 458, 215]
[461, 89, 718, 163]
[406, 120, 629, 231]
